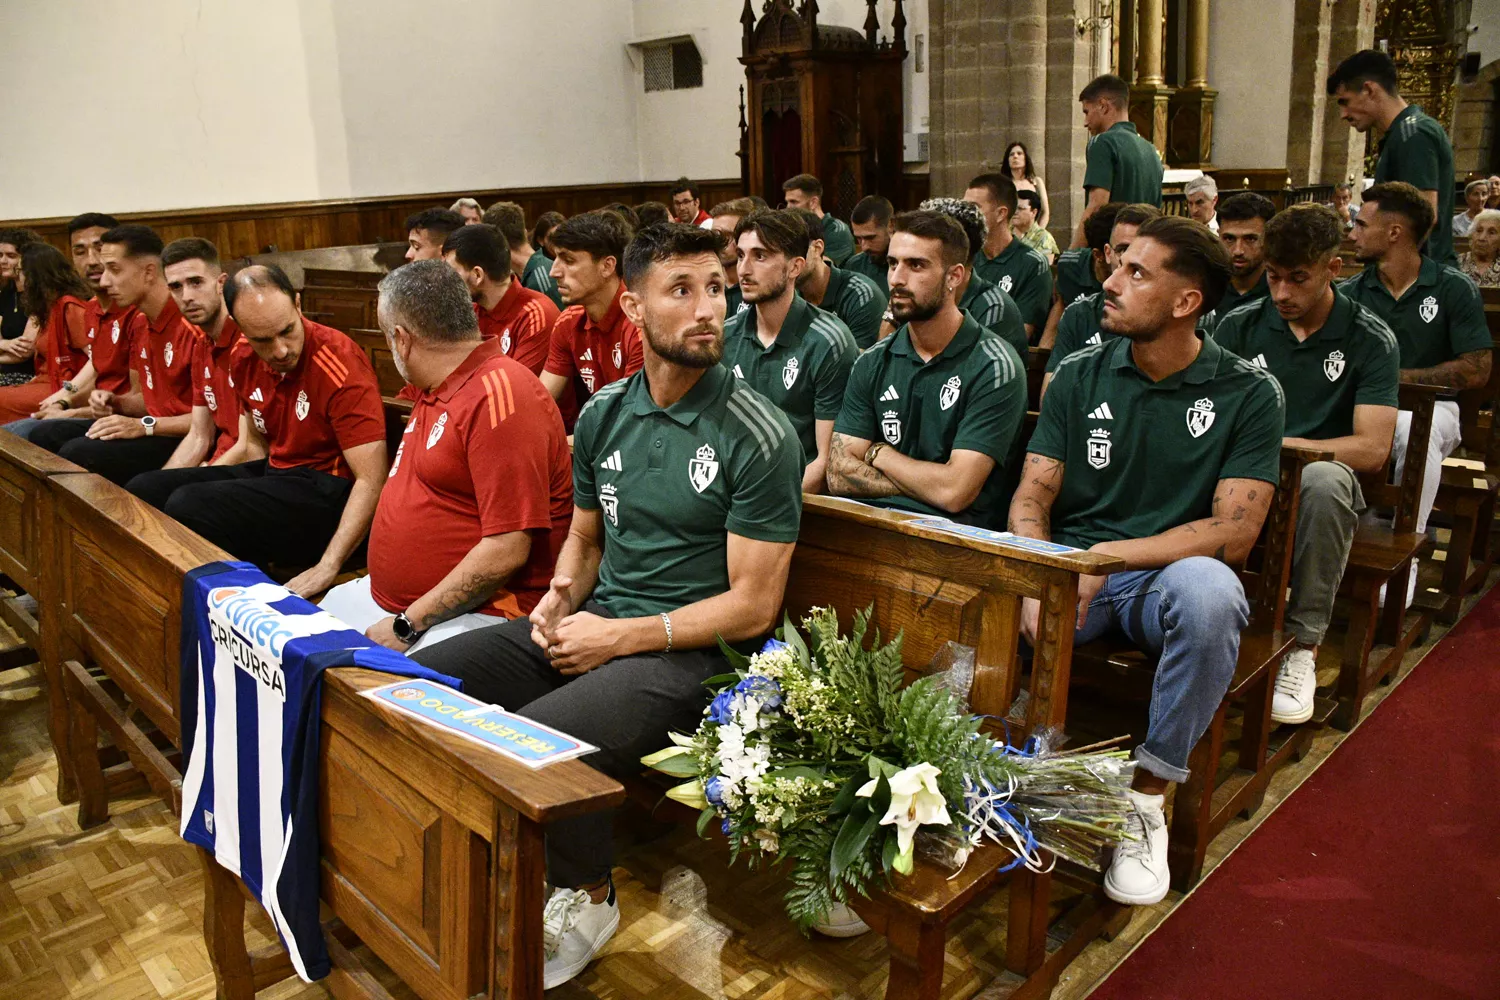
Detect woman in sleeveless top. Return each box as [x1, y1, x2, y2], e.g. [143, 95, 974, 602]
[0, 244, 92, 424]
[1004, 141, 1050, 230]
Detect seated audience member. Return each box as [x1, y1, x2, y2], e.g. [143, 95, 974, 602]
[921, 197, 1031, 357]
[635, 201, 672, 228]
[442, 223, 559, 374]
[319, 261, 572, 654]
[404, 207, 466, 262]
[1004, 140, 1051, 228]
[1184, 175, 1220, 233]
[602, 203, 640, 233]
[1458, 209, 1500, 286]
[0, 230, 39, 385]
[1214, 204, 1399, 724]
[1012, 190, 1059, 263]
[1205, 191, 1276, 327]
[1488, 175, 1500, 209]
[783, 174, 855, 265]
[725, 211, 857, 492]
[533, 211, 564, 258]
[1043, 206, 1120, 346]
[1453, 179, 1488, 237]
[790, 207, 884, 349]
[541, 212, 644, 426]
[1329, 183, 1356, 231]
[847, 195, 894, 294]
[450, 197, 483, 225]
[126, 265, 387, 597]
[828, 210, 1027, 526]
[669, 178, 713, 227]
[1012, 215, 1284, 905]
[966, 172, 1054, 337]
[485, 201, 563, 309]
[31, 225, 199, 484]
[411, 224, 803, 990]
[0, 244, 91, 421]
[1342, 182, 1492, 544]
[1075, 73, 1165, 245]
[709, 198, 756, 315]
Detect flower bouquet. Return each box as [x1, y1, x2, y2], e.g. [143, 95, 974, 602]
[642, 607, 1139, 930]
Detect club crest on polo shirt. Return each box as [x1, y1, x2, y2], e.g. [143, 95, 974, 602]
[252, 408, 266, 433]
[145, 368, 154, 390]
[580, 366, 597, 392]
[426, 411, 448, 449]
[1324, 350, 1345, 382]
[1419, 295, 1438, 323]
[204, 385, 217, 411]
[599, 483, 619, 527]
[1000, 275, 1014, 293]
[1186, 397, 1215, 438]
[295, 390, 310, 421]
[612, 343, 623, 369]
[939, 375, 962, 411]
[1087, 427, 1111, 469]
[783, 356, 800, 390]
[111, 320, 121, 344]
[164, 342, 175, 368]
[881, 410, 902, 445]
[689, 443, 719, 493]
[500, 329, 512, 354]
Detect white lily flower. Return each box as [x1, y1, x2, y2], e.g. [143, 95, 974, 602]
[857, 762, 951, 873]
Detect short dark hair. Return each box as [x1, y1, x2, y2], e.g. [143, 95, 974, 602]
[66, 213, 119, 237]
[733, 209, 811, 260]
[1326, 49, 1398, 97]
[919, 197, 986, 261]
[1084, 203, 1126, 252]
[1015, 189, 1042, 213]
[1362, 180, 1436, 244]
[966, 172, 1018, 218]
[1133, 215, 1232, 316]
[224, 263, 297, 317]
[442, 223, 511, 280]
[669, 177, 700, 201]
[1217, 192, 1277, 226]
[620, 223, 726, 292]
[1080, 74, 1130, 107]
[20, 243, 91, 320]
[851, 195, 894, 227]
[101, 224, 164, 258]
[1113, 203, 1161, 231]
[161, 237, 221, 271]
[550, 211, 632, 265]
[636, 201, 672, 227]
[709, 197, 756, 220]
[1263, 203, 1345, 269]
[483, 201, 527, 246]
[893, 209, 971, 269]
[747, 195, 770, 211]
[0, 228, 41, 252]
[603, 203, 640, 232]
[404, 207, 465, 241]
[782, 173, 823, 198]
[787, 207, 824, 245]
[532, 211, 565, 251]
[378, 259, 481, 343]
[1003, 141, 1037, 181]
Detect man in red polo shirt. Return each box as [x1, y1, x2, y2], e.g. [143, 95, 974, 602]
[318, 261, 572, 653]
[669, 178, 713, 227]
[404, 207, 465, 263]
[441, 224, 559, 375]
[541, 212, 643, 427]
[131, 265, 388, 597]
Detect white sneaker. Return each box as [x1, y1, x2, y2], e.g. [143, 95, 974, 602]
[1271, 647, 1317, 724]
[811, 901, 871, 938]
[1377, 565, 1418, 610]
[1104, 791, 1169, 906]
[542, 882, 619, 989]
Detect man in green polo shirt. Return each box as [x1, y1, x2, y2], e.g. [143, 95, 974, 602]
[966, 172, 1054, 338]
[724, 209, 858, 492]
[1328, 48, 1457, 265]
[1342, 181, 1492, 539]
[413, 222, 803, 990]
[789, 208, 885, 349]
[1073, 74, 1164, 248]
[922, 197, 1031, 359]
[1203, 192, 1275, 331]
[828, 209, 1026, 527]
[709, 198, 756, 317]
[1011, 215, 1283, 906]
[782, 173, 855, 265]
[1041, 203, 1124, 348]
[1214, 203, 1400, 726]
[847, 195, 894, 295]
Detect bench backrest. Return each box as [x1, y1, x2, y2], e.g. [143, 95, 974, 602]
[1359, 383, 1441, 534]
[346, 327, 409, 399]
[0, 432, 84, 596]
[301, 284, 378, 335]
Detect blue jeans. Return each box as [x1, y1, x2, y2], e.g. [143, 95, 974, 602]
[1074, 557, 1247, 783]
[3, 418, 48, 440]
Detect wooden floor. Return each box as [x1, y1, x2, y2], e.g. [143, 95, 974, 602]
[1, 562, 1492, 1000]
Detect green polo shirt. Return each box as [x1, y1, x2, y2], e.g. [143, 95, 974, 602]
[817, 265, 885, 349]
[1055, 248, 1103, 308]
[821, 214, 856, 266]
[726, 282, 744, 318]
[723, 294, 858, 464]
[1340, 257, 1490, 371]
[523, 251, 563, 309]
[1083, 122, 1164, 207]
[971, 238, 1054, 330]
[1212, 290, 1399, 440]
[1374, 105, 1457, 266]
[834, 314, 1027, 526]
[573, 365, 803, 620]
[1031, 335, 1284, 549]
[1204, 272, 1269, 333]
[846, 251, 889, 295]
[1045, 293, 1111, 373]
[960, 273, 1031, 358]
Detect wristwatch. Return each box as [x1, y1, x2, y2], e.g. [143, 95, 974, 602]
[392, 611, 425, 645]
[140, 415, 156, 436]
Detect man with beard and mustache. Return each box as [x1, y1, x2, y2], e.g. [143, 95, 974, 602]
[411, 223, 802, 991]
[1011, 215, 1284, 907]
[788, 207, 883, 349]
[723, 209, 857, 493]
[441, 223, 559, 374]
[1213, 204, 1400, 726]
[1203, 192, 1275, 330]
[847, 195, 894, 294]
[919, 197, 1030, 357]
[828, 210, 1026, 526]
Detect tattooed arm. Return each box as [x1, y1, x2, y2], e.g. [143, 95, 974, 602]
[1089, 477, 1274, 570]
[1008, 453, 1063, 540]
[1399, 349, 1491, 391]
[826, 431, 902, 499]
[402, 532, 535, 631]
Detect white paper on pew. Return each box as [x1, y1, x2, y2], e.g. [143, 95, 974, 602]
[902, 517, 1084, 555]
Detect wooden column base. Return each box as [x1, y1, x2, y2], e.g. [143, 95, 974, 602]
[1167, 87, 1217, 169]
[1129, 85, 1175, 158]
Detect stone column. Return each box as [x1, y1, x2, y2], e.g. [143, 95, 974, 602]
[1130, 0, 1174, 154]
[1185, 0, 1210, 87]
[1319, 0, 1378, 185]
[1044, 0, 1102, 242]
[1285, 0, 1333, 185]
[1168, 0, 1217, 166]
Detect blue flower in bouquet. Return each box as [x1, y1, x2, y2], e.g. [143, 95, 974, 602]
[707, 689, 736, 725]
[760, 638, 789, 655]
[734, 675, 783, 710]
[705, 776, 727, 807]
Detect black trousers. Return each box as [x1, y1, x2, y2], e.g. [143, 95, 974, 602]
[125, 460, 353, 567]
[410, 606, 723, 887]
[29, 417, 182, 487]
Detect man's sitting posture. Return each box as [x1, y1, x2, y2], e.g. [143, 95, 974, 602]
[1214, 204, 1400, 724]
[126, 265, 388, 597]
[846, 194, 894, 295]
[412, 223, 803, 989]
[1013, 189, 1059, 262]
[723, 210, 858, 493]
[155, 238, 244, 469]
[828, 210, 1026, 527]
[319, 261, 572, 654]
[965, 172, 1054, 338]
[441, 223, 559, 375]
[404, 207, 465, 263]
[921, 197, 1031, 357]
[1011, 215, 1285, 905]
[789, 207, 884, 349]
[1342, 182, 1492, 543]
[1206, 191, 1275, 328]
[1042, 204, 1122, 348]
[484, 201, 564, 309]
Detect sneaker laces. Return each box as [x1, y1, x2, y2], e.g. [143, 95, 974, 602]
[542, 888, 589, 958]
[1276, 653, 1315, 697]
[1117, 802, 1162, 863]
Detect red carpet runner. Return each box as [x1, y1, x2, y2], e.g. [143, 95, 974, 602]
[1089, 587, 1500, 1000]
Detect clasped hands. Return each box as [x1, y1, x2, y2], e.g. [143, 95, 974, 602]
[528, 576, 622, 675]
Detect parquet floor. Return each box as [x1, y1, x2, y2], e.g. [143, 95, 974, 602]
[1, 561, 1491, 1000]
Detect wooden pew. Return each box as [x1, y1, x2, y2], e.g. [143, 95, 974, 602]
[1435, 340, 1500, 623]
[301, 281, 378, 336]
[346, 326, 410, 400]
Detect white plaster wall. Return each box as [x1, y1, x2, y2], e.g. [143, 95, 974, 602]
[1208, 0, 1296, 169]
[1470, 0, 1500, 69]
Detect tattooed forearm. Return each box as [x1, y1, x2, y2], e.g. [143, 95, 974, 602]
[1400, 349, 1491, 391]
[1008, 454, 1064, 538]
[827, 433, 901, 498]
[415, 570, 510, 629]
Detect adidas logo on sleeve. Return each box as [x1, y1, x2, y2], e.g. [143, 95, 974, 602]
[600, 450, 623, 472]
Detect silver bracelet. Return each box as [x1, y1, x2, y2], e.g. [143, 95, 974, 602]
[660, 612, 674, 652]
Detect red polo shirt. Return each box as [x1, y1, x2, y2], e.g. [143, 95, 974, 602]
[133, 296, 200, 418]
[39, 295, 91, 389]
[543, 281, 643, 423]
[368, 340, 572, 618]
[230, 317, 385, 479]
[84, 298, 138, 394]
[191, 315, 244, 461]
[691, 209, 711, 226]
[474, 278, 559, 375]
